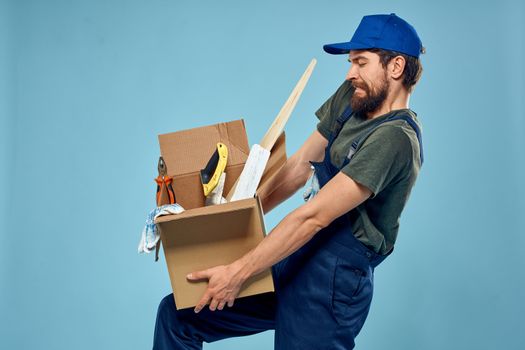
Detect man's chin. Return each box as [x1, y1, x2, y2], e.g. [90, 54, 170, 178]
[350, 97, 365, 112]
[351, 98, 379, 117]
[351, 94, 365, 104]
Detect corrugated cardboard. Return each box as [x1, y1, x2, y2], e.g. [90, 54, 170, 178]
[156, 119, 286, 310]
[156, 197, 272, 309]
[159, 120, 250, 210]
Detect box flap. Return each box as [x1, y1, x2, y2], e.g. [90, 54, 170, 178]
[258, 132, 287, 193]
[158, 119, 250, 177]
[155, 198, 256, 223]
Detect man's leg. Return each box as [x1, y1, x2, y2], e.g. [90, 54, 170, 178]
[153, 292, 276, 350]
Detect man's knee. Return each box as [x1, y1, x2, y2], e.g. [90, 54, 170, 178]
[154, 294, 198, 349]
[156, 294, 195, 331]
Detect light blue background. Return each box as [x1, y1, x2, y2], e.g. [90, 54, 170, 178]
[1, 0, 524, 349]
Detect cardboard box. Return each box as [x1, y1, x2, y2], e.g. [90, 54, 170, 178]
[156, 119, 286, 310]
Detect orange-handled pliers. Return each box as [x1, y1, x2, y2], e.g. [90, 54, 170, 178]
[155, 156, 176, 205]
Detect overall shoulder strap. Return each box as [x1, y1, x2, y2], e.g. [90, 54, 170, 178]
[385, 115, 424, 165]
[328, 105, 353, 144]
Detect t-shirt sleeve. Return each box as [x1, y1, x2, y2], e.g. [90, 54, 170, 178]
[342, 124, 414, 196]
[315, 80, 353, 139]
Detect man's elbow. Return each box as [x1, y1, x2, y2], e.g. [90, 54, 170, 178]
[289, 155, 314, 188]
[295, 205, 331, 239]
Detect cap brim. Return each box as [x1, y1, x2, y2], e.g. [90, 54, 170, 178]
[323, 41, 372, 55]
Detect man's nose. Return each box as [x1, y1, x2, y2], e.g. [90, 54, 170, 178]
[346, 65, 358, 81]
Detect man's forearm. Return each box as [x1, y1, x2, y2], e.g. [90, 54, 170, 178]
[233, 203, 324, 280]
[231, 172, 371, 284]
[259, 156, 312, 214]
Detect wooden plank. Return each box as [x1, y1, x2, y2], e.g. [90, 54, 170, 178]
[259, 58, 317, 150]
[226, 58, 317, 201]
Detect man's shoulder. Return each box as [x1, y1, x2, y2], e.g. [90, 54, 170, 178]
[376, 109, 421, 139]
[332, 80, 354, 103]
[315, 80, 355, 138]
[371, 111, 422, 165]
[318, 80, 354, 111]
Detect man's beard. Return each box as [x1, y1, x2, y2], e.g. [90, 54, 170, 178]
[350, 73, 389, 117]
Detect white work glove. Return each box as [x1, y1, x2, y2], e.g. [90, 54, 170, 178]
[303, 167, 320, 202]
[138, 203, 185, 254]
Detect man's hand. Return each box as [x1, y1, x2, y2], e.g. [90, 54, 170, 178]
[187, 260, 247, 313]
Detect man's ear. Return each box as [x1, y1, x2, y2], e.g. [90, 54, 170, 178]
[389, 55, 406, 80]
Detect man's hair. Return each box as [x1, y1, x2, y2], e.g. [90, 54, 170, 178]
[368, 48, 424, 93]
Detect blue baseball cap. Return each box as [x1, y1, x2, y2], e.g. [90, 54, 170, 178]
[323, 13, 423, 58]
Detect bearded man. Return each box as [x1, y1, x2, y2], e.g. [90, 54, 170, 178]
[153, 13, 425, 350]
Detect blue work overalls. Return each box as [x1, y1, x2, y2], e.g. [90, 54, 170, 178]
[273, 106, 423, 349]
[153, 107, 423, 350]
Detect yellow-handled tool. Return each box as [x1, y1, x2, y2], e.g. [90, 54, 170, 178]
[200, 143, 228, 197]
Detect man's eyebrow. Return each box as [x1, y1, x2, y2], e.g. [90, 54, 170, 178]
[348, 56, 369, 63]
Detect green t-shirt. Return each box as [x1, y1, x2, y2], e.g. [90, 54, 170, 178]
[315, 80, 422, 255]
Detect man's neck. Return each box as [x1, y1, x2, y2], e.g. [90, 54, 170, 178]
[366, 90, 410, 119]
